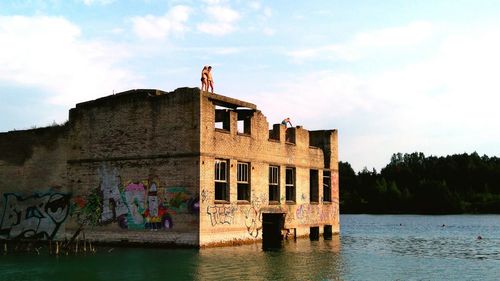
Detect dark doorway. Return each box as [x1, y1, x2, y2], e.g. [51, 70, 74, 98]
[310, 226, 320, 241]
[262, 213, 284, 250]
[324, 225, 333, 240]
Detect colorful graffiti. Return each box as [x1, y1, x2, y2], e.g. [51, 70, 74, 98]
[92, 164, 198, 230]
[207, 205, 236, 226]
[0, 191, 70, 240]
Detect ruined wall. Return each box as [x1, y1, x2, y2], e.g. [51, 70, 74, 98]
[0, 88, 202, 246]
[198, 92, 339, 246]
[66, 88, 201, 246]
[0, 125, 70, 240]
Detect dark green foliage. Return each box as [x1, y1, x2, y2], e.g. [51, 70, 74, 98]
[340, 152, 500, 214]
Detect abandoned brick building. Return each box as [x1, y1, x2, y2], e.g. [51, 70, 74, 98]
[0, 88, 339, 247]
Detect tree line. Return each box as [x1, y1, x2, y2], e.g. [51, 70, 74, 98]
[340, 152, 500, 214]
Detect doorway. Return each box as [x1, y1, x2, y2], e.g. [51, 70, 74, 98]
[262, 213, 284, 250]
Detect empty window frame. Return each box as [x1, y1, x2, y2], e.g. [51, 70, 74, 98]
[323, 170, 332, 202]
[215, 106, 231, 131]
[237, 110, 252, 135]
[285, 167, 296, 202]
[237, 162, 250, 201]
[310, 169, 319, 203]
[269, 165, 280, 202]
[215, 159, 229, 201]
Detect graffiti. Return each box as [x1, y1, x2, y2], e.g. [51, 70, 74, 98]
[72, 188, 102, 226]
[295, 204, 320, 223]
[94, 165, 198, 230]
[201, 189, 208, 203]
[207, 205, 236, 226]
[0, 192, 70, 240]
[161, 187, 197, 213]
[121, 182, 147, 229]
[98, 164, 128, 222]
[243, 193, 266, 237]
[116, 181, 175, 230]
[243, 206, 261, 237]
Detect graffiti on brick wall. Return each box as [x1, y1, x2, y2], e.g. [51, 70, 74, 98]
[99, 164, 128, 223]
[291, 202, 339, 225]
[201, 189, 208, 203]
[89, 164, 198, 230]
[0, 191, 70, 240]
[243, 193, 266, 237]
[207, 204, 237, 226]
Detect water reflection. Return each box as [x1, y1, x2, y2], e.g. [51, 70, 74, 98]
[195, 236, 341, 281]
[3, 215, 500, 281]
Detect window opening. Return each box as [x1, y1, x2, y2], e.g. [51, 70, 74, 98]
[310, 169, 319, 203]
[285, 167, 295, 202]
[215, 159, 229, 201]
[323, 171, 332, 202]
[237, 162, 250, 201]
[269, 166, 280, 202]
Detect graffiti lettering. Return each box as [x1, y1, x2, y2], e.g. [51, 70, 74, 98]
[0, 192, 70, 240]
[207, 205, 235, 226]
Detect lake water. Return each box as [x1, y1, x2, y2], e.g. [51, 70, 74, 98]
[1, 215, 499, 281]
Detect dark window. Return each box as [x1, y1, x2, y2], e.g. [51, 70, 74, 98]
[269, 166, 280, 202]
[323, 171, 332, 202]
[215, 159, 229, 201]
[237, 162, 250, 201]
[310, 169, 319, 203]
[285, 167, 295, 202]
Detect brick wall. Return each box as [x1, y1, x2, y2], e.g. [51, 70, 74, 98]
[198, 92, 339, 246]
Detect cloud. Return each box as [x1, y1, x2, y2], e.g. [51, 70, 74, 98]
[197, 5, 240, 36]
[0, 15, 136, 107]
[82, 0, 115, 5]
[287, 21, 434, 62]
[131, 5, 191, 40]
[255, 25, 500, 171]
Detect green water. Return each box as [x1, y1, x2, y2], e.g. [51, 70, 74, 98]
[1, 215, 500, 281]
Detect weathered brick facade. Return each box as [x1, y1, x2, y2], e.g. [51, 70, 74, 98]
[0, 88, 338, 247]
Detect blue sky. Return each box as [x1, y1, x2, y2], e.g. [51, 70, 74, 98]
[1, 0, 500, 171]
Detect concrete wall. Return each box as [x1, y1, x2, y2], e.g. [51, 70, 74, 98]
[198, 92, 339, 246]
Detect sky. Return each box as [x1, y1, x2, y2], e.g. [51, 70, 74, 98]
[1, 0, 500, 172]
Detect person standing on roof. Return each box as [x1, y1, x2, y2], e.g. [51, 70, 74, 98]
[207, 66, 214, 93]
[281, 117, 293, 128]
[201, 66, 208, 91]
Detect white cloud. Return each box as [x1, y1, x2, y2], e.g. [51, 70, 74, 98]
[197, 5, 240, 36]
[257, 26, 500, 171]
[82, 0, 115, 5]
[0, 15, 136, 107]
[287, 21, 434, 62]
[132, 5, 191, 40]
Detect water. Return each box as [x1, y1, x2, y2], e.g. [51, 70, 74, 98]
[1, 215, 499, 281]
